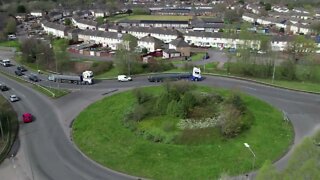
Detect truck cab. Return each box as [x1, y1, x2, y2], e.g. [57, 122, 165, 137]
[82, 71, 94, 84]
[191, 67, 202, 81]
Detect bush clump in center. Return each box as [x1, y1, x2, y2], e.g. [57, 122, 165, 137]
[123, 82, 254, 144]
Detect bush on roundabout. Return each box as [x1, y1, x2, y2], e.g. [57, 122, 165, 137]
[72, 82, 293, 179]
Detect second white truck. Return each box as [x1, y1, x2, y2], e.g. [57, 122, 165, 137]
[48, 71, 94, 85]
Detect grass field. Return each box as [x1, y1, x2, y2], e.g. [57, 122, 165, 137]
[108, 14, 194, 22]
[0, 40, 20, 50]
[72, 86, 293, 179]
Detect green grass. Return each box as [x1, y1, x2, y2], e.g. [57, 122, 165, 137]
[72, 86, 293, 179]
[0, 40, 20, 50]
[95, 67, 119, 79]
[108, 14, 194, 22]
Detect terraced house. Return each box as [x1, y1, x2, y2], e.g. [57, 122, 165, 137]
[72, 16, 98, 30]
[41, 21, 69, 38]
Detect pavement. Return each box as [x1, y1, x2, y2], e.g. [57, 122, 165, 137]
[1, 49, 320, 179]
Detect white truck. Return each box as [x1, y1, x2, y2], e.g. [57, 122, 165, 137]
[48, 71, 94, 85]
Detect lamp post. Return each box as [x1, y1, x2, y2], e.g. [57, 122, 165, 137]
[244, 143, 256, 172]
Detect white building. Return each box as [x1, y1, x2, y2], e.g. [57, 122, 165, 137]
[242, 13, 257, 23]
[41, 21, 69, 38]
[77, 30, 123, 50]
[30, 11, 43, 17]
[137, 35, 163, 52]
[122, 26, 183, 43]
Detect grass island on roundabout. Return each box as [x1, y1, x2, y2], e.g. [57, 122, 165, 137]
[72, 81, 294, 179]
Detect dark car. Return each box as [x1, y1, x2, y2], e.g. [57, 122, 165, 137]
[15, 70, 24, 76]
[29, 74, 40, 82]
[0, 84, 9, 91]
[17, 66, 27, 72]
[203, 52, 210, 59]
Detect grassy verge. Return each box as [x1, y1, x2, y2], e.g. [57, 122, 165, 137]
[0, 40, 20, 50]
[0, 96, 18, 163]
[72, 86, 293, 179]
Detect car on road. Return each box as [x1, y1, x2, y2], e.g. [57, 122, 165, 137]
[15, 70, 24, 76]
[0, 84, 9, 91]
[17, 66, 27, 72]
[257, 50, 267, 54]
[10, 95, 19, 102]
[29, 74, 40, 82]
[1, 59, 11, 67]
[118, 75, 132, 82]
[22, 113, 32, 123]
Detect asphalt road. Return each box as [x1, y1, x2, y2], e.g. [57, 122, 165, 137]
[1, 49, 320, 179]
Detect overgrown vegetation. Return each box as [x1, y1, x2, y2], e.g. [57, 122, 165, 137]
[256, 130, 320, 179]
[123, 82, 254, 144]
[0, 96, 18, 163]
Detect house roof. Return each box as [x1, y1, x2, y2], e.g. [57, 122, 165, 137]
[42, 21, 69, 31]
[73, 16, 98, 27]
[170, 38, 189, 47]
[139, 35, 163, 44]
[78, 30, 122, 39]
[123, 26, 183, 36]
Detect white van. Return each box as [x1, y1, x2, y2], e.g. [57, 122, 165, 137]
[117, 75, 132, 82]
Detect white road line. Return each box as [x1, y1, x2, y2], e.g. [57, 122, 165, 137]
[241, 86, 257, 91]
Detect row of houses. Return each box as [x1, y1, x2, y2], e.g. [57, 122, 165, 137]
[242, 13, 314, 35]
[41, 20, 319, 54]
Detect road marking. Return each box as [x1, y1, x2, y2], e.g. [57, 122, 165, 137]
[241, 86, 257, 91]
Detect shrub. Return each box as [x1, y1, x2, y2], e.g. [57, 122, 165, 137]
[90, 61, 113, 75]
[126, 104, 149, 122]
[133, 89, 153, 104]
[225, 93, 246, 113]
[166, 100, 186, 118]
[182, 62, 195, 71]
[162, 121, 176, 132]
[218, 104, 242, 138]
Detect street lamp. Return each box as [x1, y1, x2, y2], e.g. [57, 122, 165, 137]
[244, 143, 256, 172]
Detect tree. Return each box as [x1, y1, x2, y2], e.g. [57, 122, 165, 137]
[265, 3, 272, 11]
[122, 34, 138, 51]
[16, 5, 26, 13]
[310, 22, 320, 34]
[288, 35, 316, 63]
[224, 10, 241, 24]
[64, 18, 72, 26]
[95, 17, 104, 25]
[4, 17, 17, 35]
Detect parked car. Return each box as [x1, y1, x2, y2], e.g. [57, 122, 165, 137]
[22, 113, 32, 123]
[117, 75, 132, 82]
[15, 70, 24, 76]
[29, 74, 40, 82]
[10, 95, 19, 102]
[0, 84, 9, 91]
[17, 66, 27, 72]
[257, 50, 266, 54]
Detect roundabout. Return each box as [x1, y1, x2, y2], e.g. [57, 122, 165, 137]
[0, 68, 319, 180]
[72, 83, 293, 179]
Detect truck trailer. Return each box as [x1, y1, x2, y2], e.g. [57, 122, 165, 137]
[148, 67, 203, 82]
[48, 71, 94, 85]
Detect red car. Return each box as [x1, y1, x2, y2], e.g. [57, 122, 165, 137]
[22, 113, 32, 123]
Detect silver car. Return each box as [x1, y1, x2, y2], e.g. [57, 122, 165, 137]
[10, 95, 19, 102]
